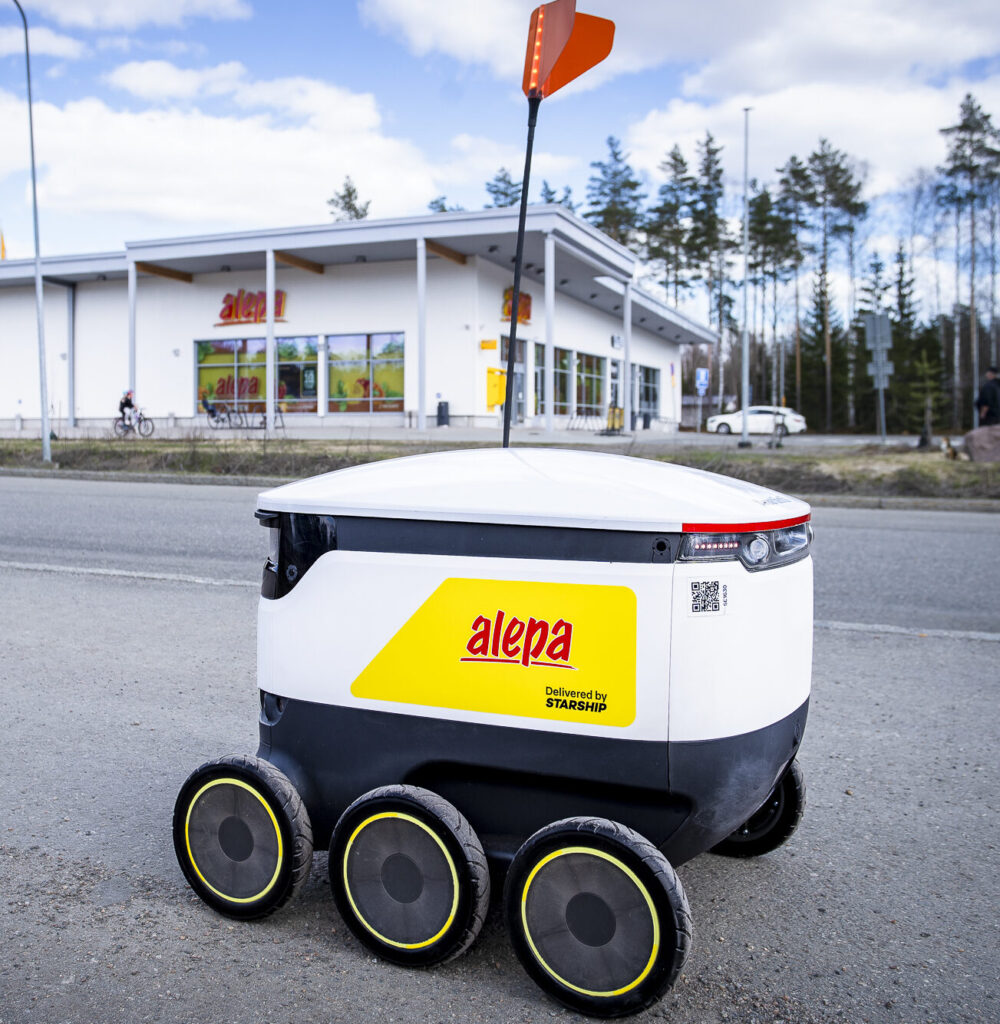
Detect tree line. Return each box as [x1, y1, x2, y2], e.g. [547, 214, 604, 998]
[329, 93, 1000, 434]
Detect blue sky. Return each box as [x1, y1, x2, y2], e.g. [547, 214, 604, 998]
[1, 0, 999, 282]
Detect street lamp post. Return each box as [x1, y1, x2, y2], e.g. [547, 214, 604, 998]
[739, 106, 752, 449]
[11, 0, 52, 462]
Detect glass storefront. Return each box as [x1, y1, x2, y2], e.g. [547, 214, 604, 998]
[575, 352, 605, 417]
[196, 338, 267, 414]
[328, 332, 404, 413]
[196, 333, 403, 415]
[553, 348, 571, 415]
[197, 337, 318, 414]
[638, 365, 660, 419]
[277, 337, 320, 412]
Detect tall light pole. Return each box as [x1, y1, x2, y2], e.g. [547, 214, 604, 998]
[11, 0, 52, 462]
[739, 106, 752, 448]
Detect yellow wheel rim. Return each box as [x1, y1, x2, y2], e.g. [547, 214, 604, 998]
[520, 845, 660, 998]
[184, 777, 284, 905]
[342, 811, 459, 950]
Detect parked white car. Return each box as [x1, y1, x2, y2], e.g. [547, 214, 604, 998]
[707, 406, 807, 435]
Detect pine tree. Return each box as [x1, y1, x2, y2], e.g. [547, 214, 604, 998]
[778, 155, 814, 411]
[646, 144, 693, 305]
[540, 180, 577, 211]
[485, 168, 522, 207]
[327, 176, 370, 221]
[584, 136, 646, 247]
[800, 271, 849, 429]
[688, 132, 729, 399]
[805, 139, 866, 432]
[428, 196, 464, 213]
[939, 93, 1000, 426]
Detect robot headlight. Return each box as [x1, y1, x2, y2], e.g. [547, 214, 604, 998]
[678, 522, 812, 571]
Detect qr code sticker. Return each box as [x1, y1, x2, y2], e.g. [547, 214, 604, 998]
[691, 580, 721, 613]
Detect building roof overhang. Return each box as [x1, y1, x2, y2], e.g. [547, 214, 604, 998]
[0, 207, 714, 345]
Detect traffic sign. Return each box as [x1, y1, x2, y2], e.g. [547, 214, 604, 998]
[695, 367, 709, 396]
[863, 312, 892, 351]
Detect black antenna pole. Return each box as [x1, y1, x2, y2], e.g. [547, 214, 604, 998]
[502, 94, 542, 448]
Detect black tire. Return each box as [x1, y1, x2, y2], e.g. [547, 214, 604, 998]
[329, 785, 489, 967]
[173, 754, 313, 920]
[504, 817, 692, 1018]
[711, 760, 806, 858]
[716, 422, 731, 434]
[207, 412, 222, 430]
[112, 418, 128, 437]
[776, 422, 789, 437]
[138, 415, 154, 437]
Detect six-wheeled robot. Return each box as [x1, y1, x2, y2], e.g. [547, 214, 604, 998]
[173, 448, 812, 1017]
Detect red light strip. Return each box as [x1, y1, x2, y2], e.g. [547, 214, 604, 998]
[681, 513, 811, 534]
[528, 5, 544, 92]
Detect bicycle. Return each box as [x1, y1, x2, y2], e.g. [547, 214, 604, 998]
[112, 408, 155, 438]
[204, 401, 238, 429]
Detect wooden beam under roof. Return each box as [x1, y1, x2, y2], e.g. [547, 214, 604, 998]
[134, 261, 193, 284]
[274, 249, 325, 275]
[426, 239, 467, 265]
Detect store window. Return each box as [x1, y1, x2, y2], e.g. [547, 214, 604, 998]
[196, 337, 319, 415]
[277, 337, 320, 412]
[328, 332, 404, 413]
[638, 365, 660, 418]
[196, 338, 266, 415]
[533, 343, 545, 416]
[553, 348, 571, 415]
[575, 353, 605, 417]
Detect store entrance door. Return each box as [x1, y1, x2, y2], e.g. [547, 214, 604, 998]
[501, 336, 526, 424]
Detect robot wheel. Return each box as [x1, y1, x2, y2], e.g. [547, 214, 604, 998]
[172, 754, 313, 920]
[504, 816, 692, 1018]
[328, 785, 490, 966]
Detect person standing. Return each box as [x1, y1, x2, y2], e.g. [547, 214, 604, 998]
[976, 367, 1000, 426]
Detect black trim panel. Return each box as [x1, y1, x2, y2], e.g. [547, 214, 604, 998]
[256, 696, 808, 867]
[257, 511, 677, 598]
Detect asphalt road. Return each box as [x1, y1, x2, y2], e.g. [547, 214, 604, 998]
[1, 476, 997, 1024]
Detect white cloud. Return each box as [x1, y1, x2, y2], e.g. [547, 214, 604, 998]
[26, 0, 252, 30]
[0, 58, 491, 242]
[0, 25, 88, 60]
[105, 60, 247, 101]
[627, 76, 1000, 199]
[360, 0, 1000, 99]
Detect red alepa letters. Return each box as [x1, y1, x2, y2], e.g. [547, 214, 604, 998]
[464, 610, 573, 667]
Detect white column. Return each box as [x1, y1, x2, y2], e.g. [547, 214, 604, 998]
[416, 237, 427, 430]
[67, 283, 76, 427]
[524, 333, 535, 421]
[544, 232, 555, 433]
[317, 335, 327, 419]
[265, 248, 275, 433]
[569, 351, 578, 418]
[623, 281, 633, 431]
[127, 259, 137, 394]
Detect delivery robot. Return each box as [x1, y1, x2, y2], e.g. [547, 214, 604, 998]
[173, 448, 812, 1017]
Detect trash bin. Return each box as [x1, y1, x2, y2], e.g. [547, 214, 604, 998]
[436, 400, 450, 427]
[173, 448, 813, 1017]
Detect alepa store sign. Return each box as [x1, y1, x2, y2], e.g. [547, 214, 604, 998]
[351, 577, 636, 726]
[216, 288, 288, 326]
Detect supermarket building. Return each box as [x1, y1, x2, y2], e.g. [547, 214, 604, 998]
[0, 206, 715, 435]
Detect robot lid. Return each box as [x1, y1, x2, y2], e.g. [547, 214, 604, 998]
[257, 448, 809, 534]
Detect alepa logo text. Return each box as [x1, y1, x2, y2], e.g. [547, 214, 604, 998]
[461, 610, 574, 670]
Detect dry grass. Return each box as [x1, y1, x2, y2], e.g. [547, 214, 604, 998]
[1, 437, 998, 499]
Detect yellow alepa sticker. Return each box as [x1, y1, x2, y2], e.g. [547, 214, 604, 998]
[351, 578, 637, 727]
